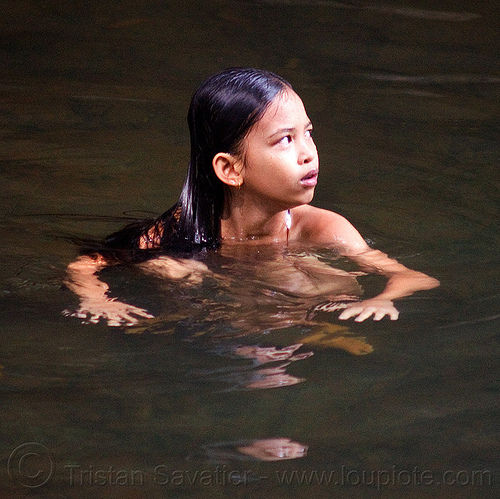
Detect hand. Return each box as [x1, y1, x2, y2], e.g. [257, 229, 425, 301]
[338, 298, 399, 322]
[63, 297, 154, 327]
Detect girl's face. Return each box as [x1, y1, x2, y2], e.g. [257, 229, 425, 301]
[237, 89, 319, 212]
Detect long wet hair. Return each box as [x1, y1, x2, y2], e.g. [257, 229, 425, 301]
[101, 68, 292, 261]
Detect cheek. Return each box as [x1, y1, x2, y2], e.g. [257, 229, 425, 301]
[244, 148, 297, 188]
[247, 153, 278, 178]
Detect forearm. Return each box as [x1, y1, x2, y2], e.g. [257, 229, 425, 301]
[348, 249, 439, 300]
[64, 255, 110, 300]
[373, 270, 440, 302]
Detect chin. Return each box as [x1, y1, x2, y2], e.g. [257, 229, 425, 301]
[289, 196, 314, 209]
[302, 189, 316, 204]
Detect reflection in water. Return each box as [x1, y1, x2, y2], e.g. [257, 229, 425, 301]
[193, 438, 308, 463]
[193, 344, 313, 390]
[238, 438, 308, 461]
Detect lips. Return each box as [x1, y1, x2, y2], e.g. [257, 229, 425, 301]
[300, 169, 318, 187]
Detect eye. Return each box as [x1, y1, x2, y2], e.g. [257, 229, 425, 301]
[277, 135, 293, 145]
[305, 128, 313, 139]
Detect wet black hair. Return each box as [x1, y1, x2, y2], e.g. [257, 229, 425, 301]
[101, 67, 292, 261]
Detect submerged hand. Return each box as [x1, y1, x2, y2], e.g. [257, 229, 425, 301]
[338, 298, 399, 322]
[63, 297, 154, 327]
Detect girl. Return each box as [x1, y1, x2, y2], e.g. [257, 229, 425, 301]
[64, 67, 439, 327]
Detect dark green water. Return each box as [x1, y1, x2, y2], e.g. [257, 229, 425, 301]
[1, 1, 499, 497]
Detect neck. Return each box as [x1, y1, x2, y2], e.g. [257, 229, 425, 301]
[221, 199, 291, 243]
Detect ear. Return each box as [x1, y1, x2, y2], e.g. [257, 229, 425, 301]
[212, 152, 243, 188]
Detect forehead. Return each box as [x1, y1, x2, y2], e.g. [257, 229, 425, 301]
[253, 89, 309, 133]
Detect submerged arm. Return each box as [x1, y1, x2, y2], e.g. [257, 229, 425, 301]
[64, 252, 210, 326]
[63, 255, 154, 326]
[339, 249, 440, 321]
[302, 207, 440, 322]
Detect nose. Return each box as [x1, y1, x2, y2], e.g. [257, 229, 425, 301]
[298, 136, 317, 164]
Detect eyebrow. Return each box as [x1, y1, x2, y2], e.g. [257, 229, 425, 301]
[269, 121, 313, 139]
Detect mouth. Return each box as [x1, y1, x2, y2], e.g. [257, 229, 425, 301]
[300, 169, 318, 187]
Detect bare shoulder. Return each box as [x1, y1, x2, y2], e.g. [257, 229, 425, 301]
[291, 205, 370, 253]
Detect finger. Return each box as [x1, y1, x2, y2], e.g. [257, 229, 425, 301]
[354, 308, 376, 322]
[138, 310, 155, 319]
[389, 308, 400, 320]
[338, 307, 362, 320]
[267, 350, 285, 359]
[373, 310, 387, 321]
[292, 352, 314, 361]
[281, 344, 303, 354]
[268, 353, 288, 361]
[129, 307, 155, 319]
[88, 315, 100, 324]
[120, 312, 140, 324]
